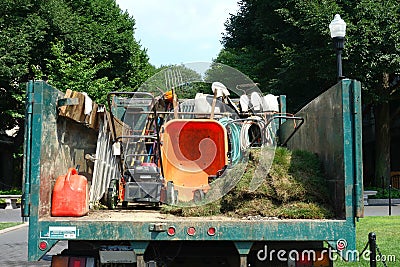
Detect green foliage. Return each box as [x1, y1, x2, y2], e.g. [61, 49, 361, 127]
[0, 189, 23, 195]
[366, 187, 400, 199]
[218, 0, 400, 187]
[0, 223, 22, 230]
[0, 0, 154, 126]
[217, 0, 400, 111]
[46, 41, 117, 104]
[335, 216, 400, 267]
[0, 188, 22, 204]
[0, 0, 155, 187]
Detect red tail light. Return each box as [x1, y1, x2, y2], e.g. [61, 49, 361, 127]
[39, 241, 48, 251]
[167, 226, 176, 236]
[207, 227, 216, 236]
[187, 226, 196, 236]
[69, 257, 85, 267]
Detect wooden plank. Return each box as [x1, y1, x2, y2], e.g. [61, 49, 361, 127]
[88, 103, 99, 130]
[70, 91, 86, 122]
[106, 110, 130, 139]
[59, 90, 86, 122]
[58, 89, 73, 116]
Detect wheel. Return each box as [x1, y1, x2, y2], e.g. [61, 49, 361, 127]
[106, 179, 119, 210]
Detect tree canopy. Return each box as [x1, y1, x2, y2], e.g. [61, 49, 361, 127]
[218, 0, 400, 186]
[0, 0, 154, 133]
[218, 0, 400, 110]
[0, 0, 155, 188]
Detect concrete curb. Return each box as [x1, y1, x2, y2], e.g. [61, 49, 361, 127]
[0, 222, 28, 234]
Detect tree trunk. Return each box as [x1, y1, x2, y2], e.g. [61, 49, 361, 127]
[374, 102, 391, 187]
[374, 73, 391, 188]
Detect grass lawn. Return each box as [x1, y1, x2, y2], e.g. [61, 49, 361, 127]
[0, 222, 22, 231]
[335, 216, 400, 266]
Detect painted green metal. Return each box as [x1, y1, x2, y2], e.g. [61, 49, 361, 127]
[35, 219, 352, 241]
[279, 95, 287, 124]
[22, 81, 33, 218]
[234, 241, 254, 255]
[280, 79, 363, 259]
[129, 241, 149, 255]
[24, 80, 363, 262]
[26, 81, 64, 260]
[351, 80, 364, 218]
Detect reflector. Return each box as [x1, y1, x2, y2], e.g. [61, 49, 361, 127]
[39, 241, 47, 251]
[207, 227, 216, 236]
[187, 227, 196, 236]
[69, 257, 86, 267]
[167, 226, 176, 236]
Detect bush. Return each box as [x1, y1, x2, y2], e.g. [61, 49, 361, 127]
[366, 187, 400, 199]
[0, 189, 22, 195]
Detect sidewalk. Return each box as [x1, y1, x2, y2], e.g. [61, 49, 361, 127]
[364, 203, 400, 216]
[0, 208, 24, 223]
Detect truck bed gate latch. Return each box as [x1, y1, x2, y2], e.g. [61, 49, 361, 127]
[148, 223, 167, 232]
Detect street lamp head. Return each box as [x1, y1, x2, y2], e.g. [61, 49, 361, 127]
[329, 14, 346, 38]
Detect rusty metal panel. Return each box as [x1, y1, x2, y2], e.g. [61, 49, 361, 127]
[27, 81, 98, 260]
[280, 79, 363, 220]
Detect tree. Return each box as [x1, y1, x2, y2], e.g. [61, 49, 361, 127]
[218, 0, 400, 187]
[139, 64, 203, 99]
[0, 0, 154, 188]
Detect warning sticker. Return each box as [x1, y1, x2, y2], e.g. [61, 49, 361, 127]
[48, 226, 77, 239]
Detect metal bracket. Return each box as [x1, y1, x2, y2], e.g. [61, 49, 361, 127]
[148, 223, 167, 232]
[57, 97, 79, 107]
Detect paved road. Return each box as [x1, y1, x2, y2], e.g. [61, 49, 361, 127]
[364, 203, 400, 216]
[0, 223, 50, 267]
[0, 205, 399, 266]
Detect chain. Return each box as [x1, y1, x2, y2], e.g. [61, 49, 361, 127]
[360, 241, 370, 257]
[360, 237, 388, 267]
[376, 243, 388, 267]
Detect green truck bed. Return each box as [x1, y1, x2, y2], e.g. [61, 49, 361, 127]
[22, 79, 363, 266]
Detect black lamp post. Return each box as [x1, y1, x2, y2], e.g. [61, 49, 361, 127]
[329, 14, 346, 81]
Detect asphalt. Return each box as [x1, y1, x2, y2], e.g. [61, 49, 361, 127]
[363, 203, 400, 216]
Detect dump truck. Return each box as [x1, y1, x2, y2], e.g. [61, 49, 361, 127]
[22, 63, 363, 267]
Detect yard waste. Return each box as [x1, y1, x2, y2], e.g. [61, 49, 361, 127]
[162, 147, 334, 219]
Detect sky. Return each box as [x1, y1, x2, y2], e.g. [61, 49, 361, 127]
[115, 0, 239, 67]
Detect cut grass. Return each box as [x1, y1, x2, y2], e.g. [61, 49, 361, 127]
[162, 147, 334, 219]
[0, 222, 22, 231]
[335, 216, 400, 266]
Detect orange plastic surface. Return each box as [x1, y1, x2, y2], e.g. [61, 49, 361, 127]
[160, 119, 228, 201]
[51, 168, 88, 217]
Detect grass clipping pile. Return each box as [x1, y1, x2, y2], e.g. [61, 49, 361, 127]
[162, 147, 334, 219]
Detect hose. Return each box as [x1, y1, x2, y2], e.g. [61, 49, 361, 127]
[218, 117, 242, 165]
[240, 116, 275, 149]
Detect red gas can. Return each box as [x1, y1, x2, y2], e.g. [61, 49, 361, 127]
[51, 168, 89, 217]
